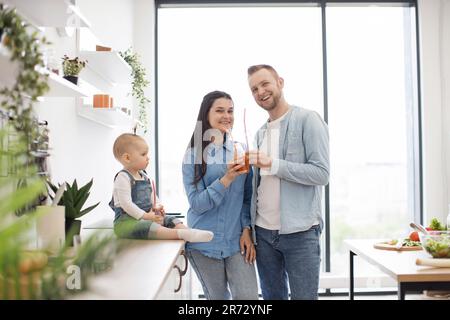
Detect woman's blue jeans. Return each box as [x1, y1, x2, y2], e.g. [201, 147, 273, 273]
[255, 224, 322, 300]
[186, 249, 259, 300]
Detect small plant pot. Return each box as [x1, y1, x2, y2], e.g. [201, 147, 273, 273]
[65, 219, 82, 247]
[63, 75, 79, 85]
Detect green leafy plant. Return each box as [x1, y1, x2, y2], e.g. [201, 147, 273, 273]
[429, 217, 446, 231]
[119, 47, 150, 133]
[0, 6, 50, 162]
[61, 55, 87, 76]
[0, 166, 118, 299]
[0, 160, 119, 299]
[47, 179, 100, 245]
[1, 6, 52, 218]
[0, 160, 46, 299]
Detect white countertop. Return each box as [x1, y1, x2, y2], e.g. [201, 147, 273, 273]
[72, 239, 185, 299]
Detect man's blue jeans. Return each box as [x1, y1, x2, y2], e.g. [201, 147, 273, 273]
[255, 225, 322, 300]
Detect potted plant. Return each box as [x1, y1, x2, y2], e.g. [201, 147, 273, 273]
[47, 179, 100, 246]
[61, 55, 87, 85]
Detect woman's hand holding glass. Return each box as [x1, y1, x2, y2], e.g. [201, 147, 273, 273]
[220, 157, 247, 188]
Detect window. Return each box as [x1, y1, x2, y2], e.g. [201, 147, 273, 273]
[326, 5, 419, 277]
[156, 1, 420, 291]
[157, 5, 323, 214]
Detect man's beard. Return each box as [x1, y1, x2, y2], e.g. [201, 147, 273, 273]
[259, 94, 279, 111]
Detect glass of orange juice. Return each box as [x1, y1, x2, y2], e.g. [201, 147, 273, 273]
[233, 142, 249, 173]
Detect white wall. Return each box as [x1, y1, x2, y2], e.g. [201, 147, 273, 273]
[78, 0, 134, 53]
[442, 1, 450, 221]
[34, 0, 136, 227]
[133, 0, 157, 180]
[418, 0, 450, 223]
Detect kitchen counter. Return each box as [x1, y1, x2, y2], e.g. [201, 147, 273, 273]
[72, 239, 186, 299]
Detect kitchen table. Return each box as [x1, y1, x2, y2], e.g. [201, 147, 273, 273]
[344, 239, 450, 300]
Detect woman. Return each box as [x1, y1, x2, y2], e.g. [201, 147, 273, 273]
[182, 90, 258, 300]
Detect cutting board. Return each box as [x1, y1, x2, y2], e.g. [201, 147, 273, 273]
[373, 242, 423, 251]
[416, 258, 450, 268]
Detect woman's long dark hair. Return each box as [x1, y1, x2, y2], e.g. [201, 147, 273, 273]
[188, 90, 232, 185]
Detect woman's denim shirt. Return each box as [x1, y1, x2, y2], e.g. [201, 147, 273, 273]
[182, 139, 252, 259]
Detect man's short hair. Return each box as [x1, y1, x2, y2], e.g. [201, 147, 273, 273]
[247, 64, 280, 79]
[113, 133, 145, 160]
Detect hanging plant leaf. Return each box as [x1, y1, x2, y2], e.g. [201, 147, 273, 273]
[119, 47, 150, 133]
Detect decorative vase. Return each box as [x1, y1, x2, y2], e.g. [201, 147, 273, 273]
[63, 75, 78, 85]
[35, 205, 65, 255]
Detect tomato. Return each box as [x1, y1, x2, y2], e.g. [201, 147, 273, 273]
[425, 227, 433, 231]
[409, 231, 420, 242]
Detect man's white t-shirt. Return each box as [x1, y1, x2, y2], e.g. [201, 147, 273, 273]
[256, 112, 289, 230]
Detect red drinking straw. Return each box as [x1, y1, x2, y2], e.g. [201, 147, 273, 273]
[244, 108, 249, 151]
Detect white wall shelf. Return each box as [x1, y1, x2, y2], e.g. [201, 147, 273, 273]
[77, 105, 135, 129]
[45, 72, 90, 97]
[79, 51, 131, 85]
[3, 0, 91, 28]
[0, 48, 89, 98]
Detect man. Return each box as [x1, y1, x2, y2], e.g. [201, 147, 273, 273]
[247, 64, 329, 300]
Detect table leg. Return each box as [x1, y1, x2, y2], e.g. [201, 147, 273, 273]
[349, 250, 355, 300]
[397, 282, 405, 300]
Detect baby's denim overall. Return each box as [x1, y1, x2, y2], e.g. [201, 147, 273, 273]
[109, 170, 177, 239]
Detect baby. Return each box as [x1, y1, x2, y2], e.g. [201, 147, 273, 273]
[109, 133, 213, 242]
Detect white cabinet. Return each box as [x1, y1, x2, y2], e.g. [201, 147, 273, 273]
[156, 250, 192, 300]
[70, 240, 191, 300]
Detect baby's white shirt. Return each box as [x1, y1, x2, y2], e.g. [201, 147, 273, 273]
[112, 172, 160, 220]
